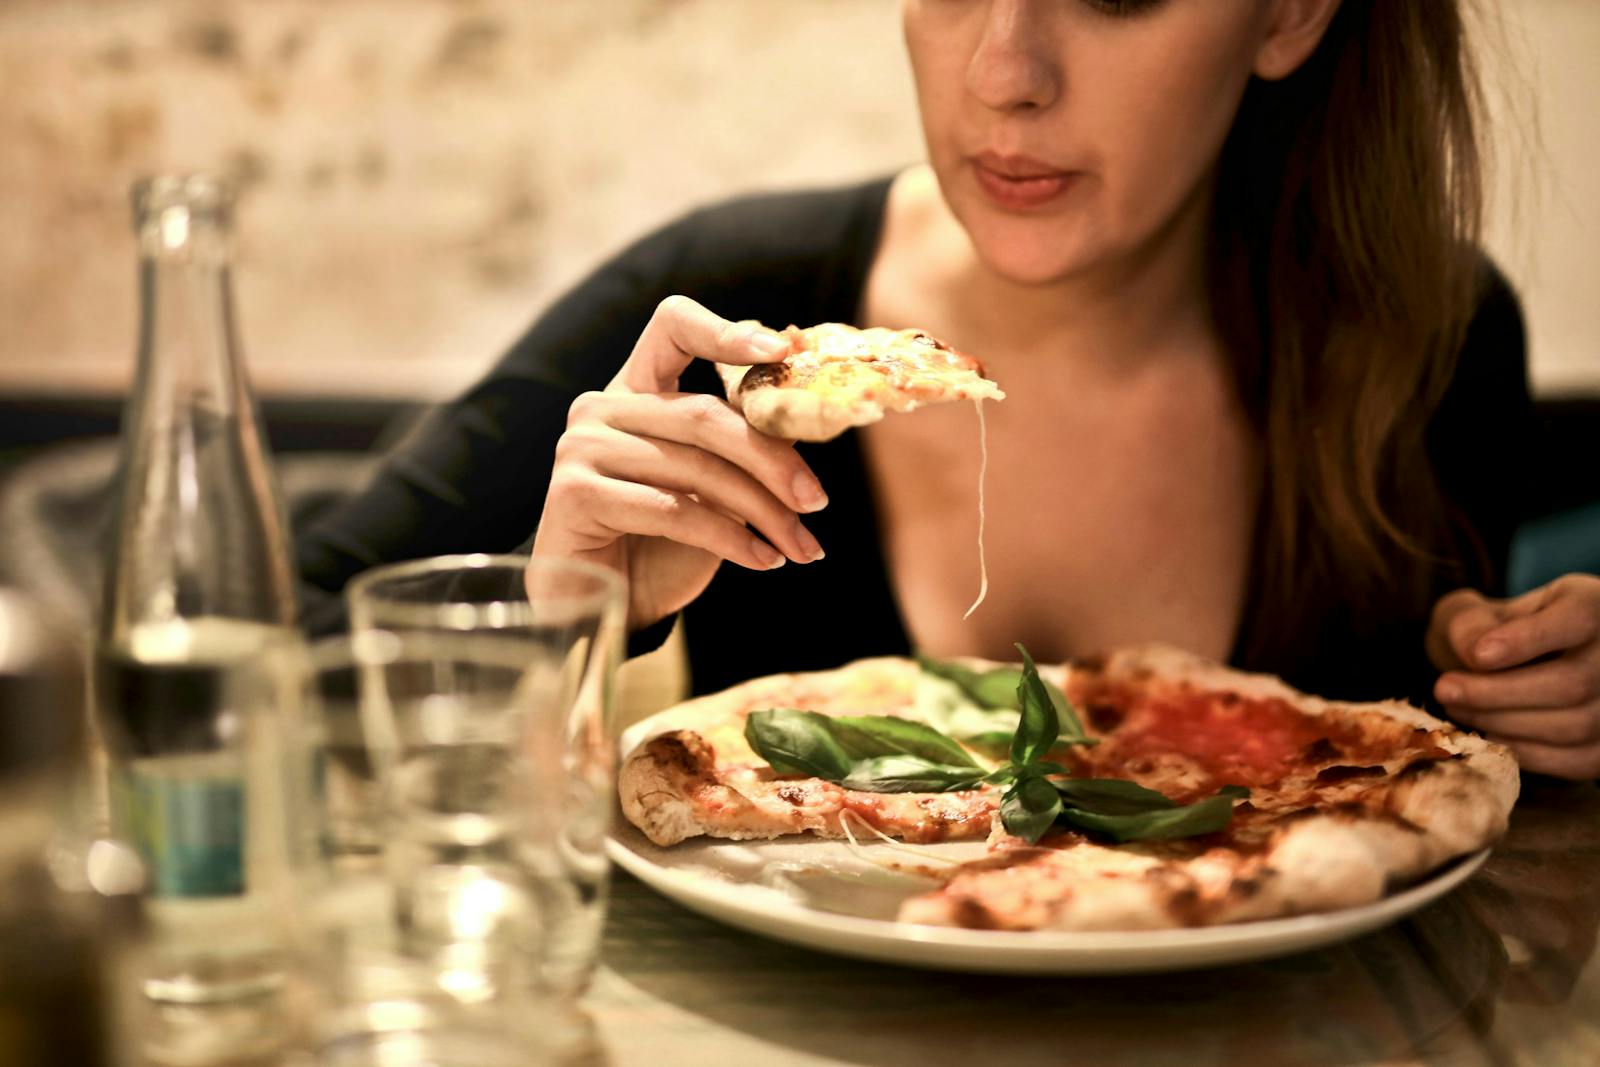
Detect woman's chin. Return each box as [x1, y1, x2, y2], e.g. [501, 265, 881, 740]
[949, 206, 1107, 288]
[969, 237, 1103, 288]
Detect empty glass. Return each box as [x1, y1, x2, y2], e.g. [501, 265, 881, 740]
[344, 555, 625, 995]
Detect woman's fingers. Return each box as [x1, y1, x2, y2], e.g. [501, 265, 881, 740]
[549, 468, 789, 572]
[1427, 588, 1507, 672]
[569, 390, 828, 515]
[617, 296, 790, 394]
[557, 424, 824, 564]
[1436, 657, 1600, 711]
[1447, 704, 1600, 746]
[1472, 578, 1600, 670]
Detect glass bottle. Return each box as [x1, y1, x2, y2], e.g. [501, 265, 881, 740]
[95, 174, 299, 1035]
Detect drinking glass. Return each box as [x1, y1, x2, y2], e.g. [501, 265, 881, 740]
[283, 629, 601, 1064]
[345, 555, 625, 996]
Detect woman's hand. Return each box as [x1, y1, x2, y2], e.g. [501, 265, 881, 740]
[1426, 574, 1600, 779]
[531, 296, 828, 630]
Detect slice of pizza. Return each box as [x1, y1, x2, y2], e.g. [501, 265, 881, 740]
[897, 645, 1521, 930]
[618, 658, 1000, 846]
[716, 323, 1005, 442]
[616, 646, 1520, 931]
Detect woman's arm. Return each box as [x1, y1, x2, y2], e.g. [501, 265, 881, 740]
[294, 214, 703, 633]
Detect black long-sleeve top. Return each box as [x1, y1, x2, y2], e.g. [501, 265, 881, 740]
[297, 177, 1532, 703]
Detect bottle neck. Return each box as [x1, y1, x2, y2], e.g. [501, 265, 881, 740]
[102, 186, 297, 641]
[133, 207, 248, 416]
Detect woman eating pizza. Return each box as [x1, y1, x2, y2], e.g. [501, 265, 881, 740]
[297, 0, 1600, 780]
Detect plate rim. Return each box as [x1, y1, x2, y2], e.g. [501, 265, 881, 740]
[606, 825, 1490, 969]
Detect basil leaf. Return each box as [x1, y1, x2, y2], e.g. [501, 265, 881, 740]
[1000, 775, 1063, 844]
[1010, 645, 1061, 768]
[1218, 784, 1251, 799]
[743, 709, 855, 780]
[964, 730, 1017, 753]
[918, 657, 1020, 709]
[914, 655, 1092, 760]
[1051, 777, 1176, 816]
[831, 715, 982, 770]
[1047, 676, 1090, 742]
[1030, 761, 1075, 778]
[841, 755, 986, 794]
[1056, 790, 1242, 843]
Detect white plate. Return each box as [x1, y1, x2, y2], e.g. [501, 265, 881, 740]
[606, 825, 1488, 975]
[610, 711, 1490, 975]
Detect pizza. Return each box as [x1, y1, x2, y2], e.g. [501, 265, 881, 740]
[716, 322, 1005, 442]
[616, 645, 1519, 932]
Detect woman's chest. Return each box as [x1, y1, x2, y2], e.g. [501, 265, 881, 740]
[857, 379, 1259, 665]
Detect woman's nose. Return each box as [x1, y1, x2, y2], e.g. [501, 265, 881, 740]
[965, 0, 1062, 113]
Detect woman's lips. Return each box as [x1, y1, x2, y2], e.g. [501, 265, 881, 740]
[970, 155, 1080, 211]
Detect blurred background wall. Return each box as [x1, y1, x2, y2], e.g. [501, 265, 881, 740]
[0, 0, 1595, 402]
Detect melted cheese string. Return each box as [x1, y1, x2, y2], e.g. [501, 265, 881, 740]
[962, 398, 991, 620]
[837, 809, 963, 869]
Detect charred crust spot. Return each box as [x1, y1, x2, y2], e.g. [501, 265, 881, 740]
[1303, 738, 1342, 763]
[1142, 868, 1206, 926]
[1394, 752, 1461, 781]
[775, 784, 809, 806]
[1283, 799, 1425, 835]
[1086, 701, 1125, 732]
[1316, 764, 1386, 783]
[740, 363, 791, 392]
[953, 897, 1000, 930]
[1167, 886, 1204, 926]
[1072, 653, 1109, 674]
[1229, 875, 1263, 900]
[910, 332, 951, 352]
[646, 732, 715, 777]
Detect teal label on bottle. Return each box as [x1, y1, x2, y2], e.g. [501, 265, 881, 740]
[124, 772, 246, 898]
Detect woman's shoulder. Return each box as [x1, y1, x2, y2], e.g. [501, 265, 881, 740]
[660, 175, 894, 284]
[1442, 256, 1528, 408]
[635, 174, 897, 325]
[1461, 257, 1526, 364]
[673, 175, 895, 248]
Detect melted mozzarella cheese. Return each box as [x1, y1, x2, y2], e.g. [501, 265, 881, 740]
[962, 398, 991, 620]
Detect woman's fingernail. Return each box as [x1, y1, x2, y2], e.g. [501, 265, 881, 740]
[748, 331, 788, 358]
[751, 537, 785, 570]
[793, 519, 825, 563]
[792, 472, 828, 513]
[1437, 679, 1465, 703]
[1475, 639, 1507, 667]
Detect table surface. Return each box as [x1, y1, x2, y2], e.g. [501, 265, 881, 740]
[577, 779, 1600, 1067]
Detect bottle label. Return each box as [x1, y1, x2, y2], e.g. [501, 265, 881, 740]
[123, 771, 246, 898]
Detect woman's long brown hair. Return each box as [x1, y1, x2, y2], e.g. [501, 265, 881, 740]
[1213, 0, 1491, 678]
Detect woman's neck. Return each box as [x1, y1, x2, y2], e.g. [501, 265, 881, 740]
[892, 165, 1220, 379]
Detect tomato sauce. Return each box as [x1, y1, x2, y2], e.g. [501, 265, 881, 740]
[1097, 683, 1404, 787]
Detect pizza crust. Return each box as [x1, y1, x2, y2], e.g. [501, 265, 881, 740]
[616, 658, 999, 847]
[719, 363, 887, 442]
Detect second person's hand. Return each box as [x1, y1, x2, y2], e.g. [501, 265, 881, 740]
[1427, 575, 1600, 779]
[531, 295, 829, 630]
